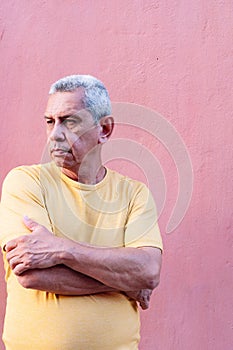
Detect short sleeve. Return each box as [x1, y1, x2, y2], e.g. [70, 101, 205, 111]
[124, 184, 163, 250]
[0, 166, 52, 249]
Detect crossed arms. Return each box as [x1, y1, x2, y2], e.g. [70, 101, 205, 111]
[4, 216, 162, 309]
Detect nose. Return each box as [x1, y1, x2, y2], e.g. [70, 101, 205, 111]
[48, 122, 66, 142]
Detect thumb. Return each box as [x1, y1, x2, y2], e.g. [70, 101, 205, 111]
[23, 215, 39, 231]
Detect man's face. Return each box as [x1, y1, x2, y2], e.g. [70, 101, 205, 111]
[44, 88, 100, 170]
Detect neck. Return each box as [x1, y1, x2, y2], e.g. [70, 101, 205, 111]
[61, 156, 106, 185]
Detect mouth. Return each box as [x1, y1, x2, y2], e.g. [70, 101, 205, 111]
[50, 148, 71, 153]
[50, 148, 72, 155]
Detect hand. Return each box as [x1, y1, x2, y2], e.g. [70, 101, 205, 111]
[5, 216, 61, 275]
[16, 269, 38, 289]
[125, 289, 153, 310]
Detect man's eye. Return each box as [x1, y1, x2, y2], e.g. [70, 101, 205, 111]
[46, 119, 54, 124]
[63, 119, 77, 128]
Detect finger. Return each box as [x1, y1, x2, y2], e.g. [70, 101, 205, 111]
[6, 247, 21, 264]
[139, 300, 149, 310]
[139, 290, 151, 310]
[6, 253, 28, 275]
[5, 239, 18, 253]
[5, 234, 29, 253]
[7, 255, 21, 270]
[13, 262, 28, 276]
[23, 215, 39, 231]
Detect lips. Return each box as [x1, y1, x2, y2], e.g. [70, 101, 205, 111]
[51, 148, 70, 152]
[50, 148, 72, 156]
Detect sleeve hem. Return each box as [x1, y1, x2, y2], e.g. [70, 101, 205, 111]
[125, 241, 163, 251]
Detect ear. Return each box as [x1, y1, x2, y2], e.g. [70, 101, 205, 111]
[98, 116, 114, 144]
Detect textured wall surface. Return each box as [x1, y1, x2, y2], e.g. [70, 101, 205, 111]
[0, 1, 232, 349]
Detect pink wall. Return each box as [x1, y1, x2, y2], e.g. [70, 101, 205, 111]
[0, 1, 233, 349]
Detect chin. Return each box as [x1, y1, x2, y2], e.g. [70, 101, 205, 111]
[52, 155, 67, 167]
[54, 157, 79, 170]
[53, 159, 65, 168]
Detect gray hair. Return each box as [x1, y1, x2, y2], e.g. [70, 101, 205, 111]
[49, 74, 112, 123]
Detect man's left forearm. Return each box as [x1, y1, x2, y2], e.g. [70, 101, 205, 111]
[16, 264, 116, 295]
[16, 265, 153, 309]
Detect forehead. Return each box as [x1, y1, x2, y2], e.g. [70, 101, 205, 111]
[45, 88, 85, 117]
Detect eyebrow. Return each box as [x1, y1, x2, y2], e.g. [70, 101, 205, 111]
[44, 114, 82, 120]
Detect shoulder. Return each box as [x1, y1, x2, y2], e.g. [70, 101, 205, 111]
[107, 168, 149, 193]
[2, 162, 56, 192]
[106, 168, 152, 205]
[3, 162, 57, 181]
[3, 164, 41, 185]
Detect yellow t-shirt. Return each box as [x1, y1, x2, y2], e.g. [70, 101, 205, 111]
[0, 162, 163, 350]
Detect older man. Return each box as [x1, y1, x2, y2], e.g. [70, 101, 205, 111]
[0, 75, 162, 350]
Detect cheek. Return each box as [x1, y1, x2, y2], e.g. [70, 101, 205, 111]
[68, 129, 99, 146]
[46, 128, 52, 138]
[65, 131, 79, 147]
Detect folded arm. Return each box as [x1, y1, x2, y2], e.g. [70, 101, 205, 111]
[5, 217, 162, 308]
[16, 264, 116, 295]
[16, 264, 153, 309]
[6, 217, 162, 290]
